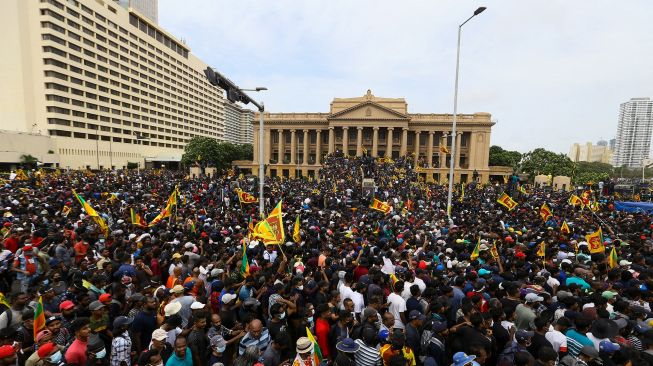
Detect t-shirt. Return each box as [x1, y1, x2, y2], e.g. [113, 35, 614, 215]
[65, 338, 88, 366]
[388, 293, 407, 330]
[515, 304, 536, 330]
[380, 344, 416, 366]
[165, 348, 193, 366]
[132, 311, 157, 350]
[315, 318, 331, 359]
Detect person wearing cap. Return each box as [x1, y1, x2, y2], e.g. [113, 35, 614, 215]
[292, 336, 316, 366]
[333, 337, 359, 366]
[24, 331, 54, 366]
[168, 283, 195, 328]
[138, 329, 173, 366]
[86, 334, 109, 366]
[450, 351, 479, 366]
[65, 317, 91, 366]
[110, 315, 133, 366]
[515, 293, 543, 331]
[498, 330, 534, 366]
[405, 310, 425, 359]
[560, 345, 601, 366]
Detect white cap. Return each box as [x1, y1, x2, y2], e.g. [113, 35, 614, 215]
[221, 293, 237, 304]
[525, 293, 544, 302]
[190, 301, 205, 310]
[164, 302, 182, 316]
[619, 259, 632, 266]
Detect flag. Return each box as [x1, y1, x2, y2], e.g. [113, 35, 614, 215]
[470, 238, 481, 261]
[305, 327, 323, 364]
[0, 293, 9, 308]
[252, 220, 277, 242]
[148, 188, 178, 227]
[389, 273, 399, 292]
[540, 203, 553, 222]
[459, 184, 465, 202]
[590, 201, 600, 212]
[34, 296, 46, 341]
[497, 192, 518, 211]
[15, 169, 28, 181]
[561, 221, 571, 235]
[568, 194, 582, 206]
[240, 244, 250, 277]
[586, 227, 605, 253]
[61, 205, 71, 217]
[293, 215, 301, 243]
[236, 189, 258, 204]
[72, 190, 108, 236]
[440, 146, 450, 154]
[263, 201, 285, 244]
[130, 209, 147, 228]
[537, 241, 546, 257]
[490, 241, 499, 259]
[369, 198, 392, 214]
[608, 246, 618, 269]
[362, 146, 368, 155]
[519, 185, 529, 195]
[406, 199, 414, 211]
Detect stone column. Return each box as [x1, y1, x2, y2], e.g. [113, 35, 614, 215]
[372, 127, 379, 157]
[455, 132, 462, 169]
[253, 125, 259, 164]
[414, 131, 421, 165]
[278, 129, 284, 163]
[439, 132, 448, 168]
[328, 127, 335, 154]
[316, 130, 322, 164]
[386, 127, 394, 157]
[400, 128, 408, 156]
[356, 127, 363, 156]
[290, 129, 296, 164]
[468, 131, 476, 169]
[302, 129, 309, 165]
[427, 131, 434, 168]
[264, 129, 271, 164]
[342, 127, 349, 154]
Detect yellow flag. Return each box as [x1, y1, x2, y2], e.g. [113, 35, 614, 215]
[293, 215, 301, 243]
[537, 241, 546, 257]
[586, 228, 605, 253]
[497, 192, 518, 211]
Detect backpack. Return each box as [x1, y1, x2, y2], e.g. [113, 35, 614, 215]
[419, 328, 434, 361]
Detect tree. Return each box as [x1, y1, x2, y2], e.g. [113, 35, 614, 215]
[520, 148, 575, 178]
[488, 145, 522, 168]
[19, 154, 38, 168]
[572, 161, 613, 185]
[181, 137, 254, 171]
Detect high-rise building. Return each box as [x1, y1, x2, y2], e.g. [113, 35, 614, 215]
[0, 0, 231, 169]
[568, 141, 612, 164]
[613, 98, 653, 168]
[224, 102, 254, 145]
[118, 0, 158, 24]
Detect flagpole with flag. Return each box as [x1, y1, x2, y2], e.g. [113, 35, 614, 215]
[34, 296, 45, 341]
[305, 327, 323, 365]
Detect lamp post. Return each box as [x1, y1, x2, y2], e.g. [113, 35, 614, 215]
[241, 87, 268, 218]
[134, 132, 150, 173]
[446, 6, 486, 223]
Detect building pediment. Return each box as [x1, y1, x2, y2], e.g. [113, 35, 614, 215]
[328, 101, 410, 121]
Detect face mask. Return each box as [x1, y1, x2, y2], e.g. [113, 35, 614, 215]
[307, 316, 314, 323]
[279, 312, 286, 320]
[95, 348, 107, 359]
[216, 345, 226, 353]
[49, 351, 62, 363]
[297, 285, 304, 291]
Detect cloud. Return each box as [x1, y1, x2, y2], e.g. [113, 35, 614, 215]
[159, 0, 653, 153]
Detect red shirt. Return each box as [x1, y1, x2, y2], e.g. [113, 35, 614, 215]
[2, 237, 18, 253]
[65, 338, 88, 366]
[315, 318, 331, 359]
[353, 265, 368, 282]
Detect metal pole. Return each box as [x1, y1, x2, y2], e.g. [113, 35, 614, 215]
[259, 104, 265, 217]
[109, 137, 113, 170]
[96, 137, 100, 170]
[446, 25, 463, 222]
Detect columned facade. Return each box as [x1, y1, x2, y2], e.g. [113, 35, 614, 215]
[238, 90, 506, 183]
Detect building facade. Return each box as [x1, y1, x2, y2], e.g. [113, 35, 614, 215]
[0, 0, 229, 170]
[613, 97, 653, 168]
[568, 141, 612, 164]
[118, 0, 158, 24]
[224, 102, 254, 145]
[237, 91, 508, 183]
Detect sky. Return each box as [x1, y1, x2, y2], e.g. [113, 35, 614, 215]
[158, 0, 653, 154]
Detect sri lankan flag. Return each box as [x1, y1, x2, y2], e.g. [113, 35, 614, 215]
[33, 296, 46, 341]
[72, 190, 108, 236]
[537, 241, 546, 257]
[608, 246, 618, 269]
[148, 188, 178, 227]
[252, 220, 277, 242]
[305, 327, 323, 364]
[292, 215, 301, 243]
[561, 221, 571, 235]
[389, 273, 399, 292]
[240, 244, 250, 277]
[369, 198, 392, 214]
[497, 192, 518, 211]
[262, 201, 285, 244]
[470, 238, 481, 261]
[568, 194, 582, 206]
[459, 184, 465, 202]
[540, 202, 553, 222]
[130, 208, 147, 228]
[586, 227, 605, 253]
[236, 188, 258, 204]
[519, 185, 529, 195]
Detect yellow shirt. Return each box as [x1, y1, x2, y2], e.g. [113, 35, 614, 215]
[380, 344, 416, 366]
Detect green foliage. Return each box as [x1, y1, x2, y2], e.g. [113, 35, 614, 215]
[488, 145, 522, 168]
[127, 162, 139, 170]
[572, 161, 613, 184]
[19, 154, 38, 167]
[520, 148, 575, 178]
[181, 137, 253, 171]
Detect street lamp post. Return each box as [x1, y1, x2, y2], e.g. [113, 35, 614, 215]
[241, 88, 268, 218]
[446, 6, 486, 223]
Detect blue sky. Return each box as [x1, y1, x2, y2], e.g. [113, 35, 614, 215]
[159, 0, 653, 154]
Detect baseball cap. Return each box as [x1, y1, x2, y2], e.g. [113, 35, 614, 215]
[190, 301, 205, 310]
[59, 300, 75, 311]
[599, 341, 620, 353]
[170, 285, 184, 294]
[602, 291, 619, 300]
[525, 293, 544, 303]
[516, 330, 534, 342]
[99, 293, 112, 303]
[152, 329, 167, 341]
[88, 301, 105, 311]
[163, 302, 182, 316]
[221, 293, 237, 304]
[408, 310, 426, 321]
[580, 345, 599, 359]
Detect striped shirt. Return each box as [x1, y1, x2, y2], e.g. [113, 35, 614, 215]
[566, 329, 593, 357]
[354, 339, 382, 366]
[110, 332, 132, 366]
[238, 328, 271, 355]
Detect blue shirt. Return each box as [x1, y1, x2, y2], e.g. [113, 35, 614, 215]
[165, 348, 193, 366]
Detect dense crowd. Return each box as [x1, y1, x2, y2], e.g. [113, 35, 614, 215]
[0, 152, 652, 366]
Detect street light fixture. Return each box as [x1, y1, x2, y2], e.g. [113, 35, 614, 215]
[241, 88, 268, 218]
[446, 6, 487, 223]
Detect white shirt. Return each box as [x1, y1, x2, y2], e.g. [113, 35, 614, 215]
[401, 281, 414, 301]
[263, 250, 278, 263]
[546, 330, 568, 352]
[351, 291, 365, 315]
[388, 292, 407, 330]
[413, 277, 426, 293]
[339, 285, 355, 310]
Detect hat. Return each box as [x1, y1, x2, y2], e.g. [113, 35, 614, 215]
[172, 253, 182, 259]
[99, 293, 112, 303]
[210, 335, 226, 349]
[210, 268, 223, 277]
[37, 342, 55, 358]
[599, 340, 620, 353]
[619, 259, 632, 266]
[113, 316, 133, 330]
[89, 300, 105, 311]
[0, 345, 15, 359]
[516, 330, 534, 342]
[378, 329, 390, 341]
[580, 345, 599, 359]
[336, 338, 360, 353]
[432, 321, 448, 333]
[171, 285, 184, 294]
[614, 318, 628, 330]
[525, 293, 544, 303]
[164, 302, 182, 316]
[45, 316, 60, 325]
[591, 319, 618, 339]
[183, 281, 195, 290]
[36, 329, 52, 342]
[222, 293, 237, 304]
[409, 310, 426, 321]
[190, 301, 205, 310]
[59, 300, 75, 311]
[296, 337, 314, 354]
[557, 291, 573, 300]
[121, 276, 132, 285]
[478, 268, 492, 276]
[602, 291, 618, 300]
[152, 328, 168, 341]
[452, 352, 476, 366]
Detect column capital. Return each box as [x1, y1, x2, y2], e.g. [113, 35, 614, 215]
[316, 129, 322, 134]
[387, 127, 394, 131]
[342, 126, 349, 130]
[290, 129, 296, 133]
[428, 131, 435, 135]
[415, 130, 421, 134]
[402, 127, 409, 131]
[357, 126, 364, 130]
[457, 131, 463, 136]
[303, 129, 309, 133]
[328, 126, 335, 130]
[373, 127, 379, 130]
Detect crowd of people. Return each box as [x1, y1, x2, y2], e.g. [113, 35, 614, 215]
[0, 152, 652, 366]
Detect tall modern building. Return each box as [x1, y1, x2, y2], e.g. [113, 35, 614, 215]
[613, 98, 653, 168]
[0, 0, 249, 170]
[568, 141, 612, 164]
[224, 102, 254, 145]
[118, 0, 158, 24]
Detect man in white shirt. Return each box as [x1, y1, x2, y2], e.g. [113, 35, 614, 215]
[263, 246, 277, 263]
[350, 283, 366, 317]
[387, 281, 407, 330]
[339, 273, 355, 310]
